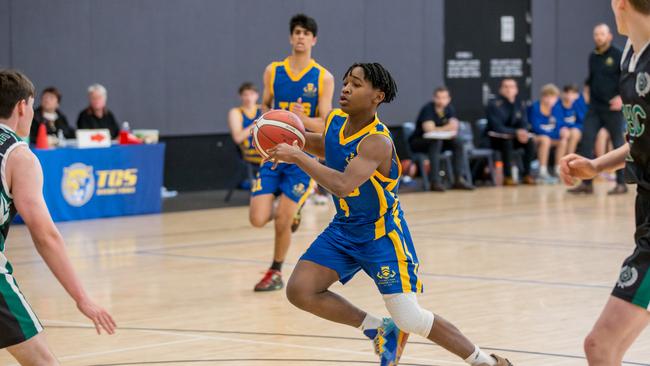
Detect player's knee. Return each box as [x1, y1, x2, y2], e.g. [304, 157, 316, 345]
[249, 212, 268, 228]
[538, 136, 551, 146]
[584, 331, 616, 363]
[273, 211, 293, 231]
[286, 277, 311, 310]
[383, 293, 434, 338]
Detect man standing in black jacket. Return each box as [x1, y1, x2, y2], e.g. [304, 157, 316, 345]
[570, 23, 628, 195]
[486, 78, 536, 185]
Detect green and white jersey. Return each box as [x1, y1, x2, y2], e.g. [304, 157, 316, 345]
[0, 124, 28, 275]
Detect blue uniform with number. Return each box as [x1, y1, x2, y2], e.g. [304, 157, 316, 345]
[239, 107, 263, 164]
[301, 109, 422, 294]
[554, 96, 586, 132]
[252, 58, 329, 203]
[529, 101, 564, 140]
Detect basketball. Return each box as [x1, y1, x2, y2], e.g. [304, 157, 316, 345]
[252, 109, 306, 159]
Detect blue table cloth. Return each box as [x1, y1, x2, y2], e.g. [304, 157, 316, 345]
[30, 143, 165, 222]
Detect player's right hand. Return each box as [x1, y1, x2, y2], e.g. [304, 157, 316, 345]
[77, 298, 117, 335]
[559, 154, 598, 186]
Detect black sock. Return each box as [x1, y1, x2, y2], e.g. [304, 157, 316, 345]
[270, 261, 283, 271]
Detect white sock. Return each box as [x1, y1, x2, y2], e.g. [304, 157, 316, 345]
[359, 313, 383, 331]
[465, 346, 496, 366]
[540, 166, 548, 176]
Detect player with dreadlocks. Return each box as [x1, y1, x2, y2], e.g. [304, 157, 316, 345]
[268, 63, 513, 366]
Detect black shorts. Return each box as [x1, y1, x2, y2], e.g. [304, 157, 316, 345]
[611, 194, 650, 310]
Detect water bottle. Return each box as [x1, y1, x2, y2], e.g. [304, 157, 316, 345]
[119, 121, 130, 144]
[512, 165, 520, 184]
[56, 129, 66, 147]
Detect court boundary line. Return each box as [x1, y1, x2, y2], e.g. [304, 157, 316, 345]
[41, 323, 650, 366]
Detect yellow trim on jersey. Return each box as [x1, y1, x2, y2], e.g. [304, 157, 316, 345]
[296, 178, 315, 208]
[392, 213, 421, 293]
[388, 230, 412, 293]
[356, 125, 401, 191]
[414, 263, 422, 292]
[370, 176, 388, 239]
[324, 109, 345, 137]
[315, 63, 326, 116]
[339, 114, 380, 145]
[283, 58, 316, 82]
[240, 106, 259, 121]
[269, 62, 282, 98]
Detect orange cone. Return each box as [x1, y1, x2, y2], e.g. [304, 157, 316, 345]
[35, 123, 49, 149]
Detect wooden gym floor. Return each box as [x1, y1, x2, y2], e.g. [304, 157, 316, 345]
[0, 184, 648, 366]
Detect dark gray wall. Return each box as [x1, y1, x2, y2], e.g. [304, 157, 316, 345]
[1, 0, 444, 135]
[531, 0, 626, 98]
[0, 0, 629, 132]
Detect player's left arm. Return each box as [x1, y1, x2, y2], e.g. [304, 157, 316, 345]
[9, 147, 116, 335]
[291, 71, 334, 133]
[268, 134, 391, 197]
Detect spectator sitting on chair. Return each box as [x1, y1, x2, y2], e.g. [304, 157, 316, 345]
[555, 84, 586, 155]
[409, 86, 474, 192]
[29, 86, 75, 143]
[228, 82, 263, 164]
[529, 84, 569, 184]
[486, 78, 536, 186]
[77, 83, 119, 139]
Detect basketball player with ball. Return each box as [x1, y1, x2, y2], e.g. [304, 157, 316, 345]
[250, 14, 334, 292]
[259, 63, 513, 366]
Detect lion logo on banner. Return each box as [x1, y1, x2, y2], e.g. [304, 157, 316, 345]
[61, 163, 95, 207]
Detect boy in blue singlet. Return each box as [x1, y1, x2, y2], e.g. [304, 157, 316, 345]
[228, 82, 262, 165]
[250, 14, 334, 292]
[268, 63, 512, 366]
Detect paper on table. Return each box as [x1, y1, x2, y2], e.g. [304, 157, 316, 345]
[423, 130, 457, 140]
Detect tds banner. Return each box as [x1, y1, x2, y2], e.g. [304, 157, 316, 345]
[34, 144, 165, 222]
[444, 0, 531, 123]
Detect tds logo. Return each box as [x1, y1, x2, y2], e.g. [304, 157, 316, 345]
[96, 169, 138, 195]
[62, 163, 138, 207]
[278, 101, 312, 117]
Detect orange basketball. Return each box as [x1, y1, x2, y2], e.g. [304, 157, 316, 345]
[252, 110, 306, 160]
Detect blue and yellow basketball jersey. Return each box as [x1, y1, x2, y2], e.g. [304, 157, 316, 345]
[324, 109, 403, 243]
[239, 107, 262, 164]
[269, 58, 328, 119]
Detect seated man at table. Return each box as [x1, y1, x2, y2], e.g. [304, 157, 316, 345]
[486, 78, 536, 185]
[408, 86, 474, 192]
[77, 83, 119, 139]
[528, 84, 569, 184]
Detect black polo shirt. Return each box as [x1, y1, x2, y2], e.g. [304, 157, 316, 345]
[76, 108, 119, 139]
[587, 45, 622, 111]
[486, 95, 529, 135]
[411, 102, 456, 140]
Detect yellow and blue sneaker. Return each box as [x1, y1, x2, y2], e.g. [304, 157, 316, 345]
[364, 318, 409, 366]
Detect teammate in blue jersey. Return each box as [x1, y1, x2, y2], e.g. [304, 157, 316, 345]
[250, 14, 334, 292]
[268, 63, 512, 366]
[556, 84, 586, 155]
[529, 84, 569, 183]
[561, 0, 650, 364]
[228, 82, 262, 165]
